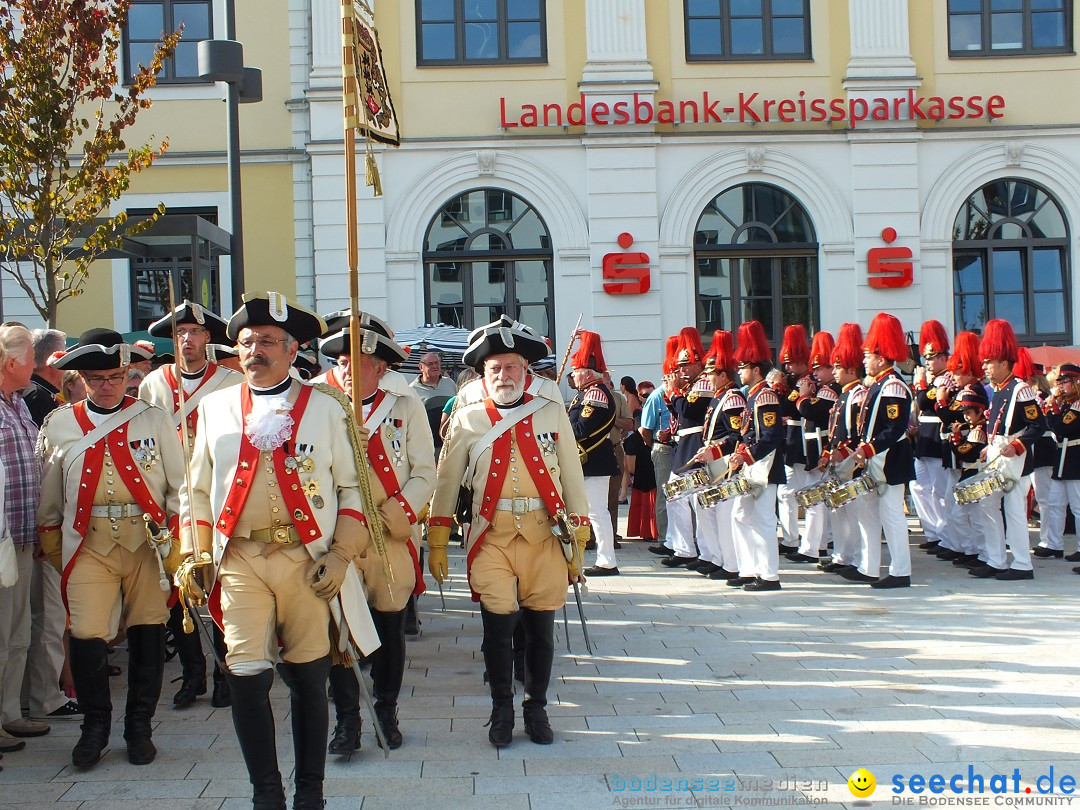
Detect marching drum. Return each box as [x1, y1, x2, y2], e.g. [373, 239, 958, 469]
[795, 479, 833, 508]
[954, 468, 1011, 504]
[662, 469, 711, 502]
[824, 474, 877, 509]
[696, 477, 752, 508]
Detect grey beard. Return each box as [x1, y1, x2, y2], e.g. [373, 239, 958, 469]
[491, 381, 524, 406]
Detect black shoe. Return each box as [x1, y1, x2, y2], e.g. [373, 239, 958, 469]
[584, 539, 597, 551]
[647, 544, 674, 556]
[1032, 547, 1064, 559]
[969, 565, 1007, 578]
[210, 669, 231, 708]
[328, 718, 361, 754]
[613, 541, 622, 550]
[786, 552, 818, 563]
[743, 578, 781, 591]
[951, 554, 981, 568]
[583, 565, 619, 576]
[522, 705, 554, 745]
[829, 564, 855, 575]
[1065, 552, 1080, 562]
[840, 569, 878, 583]
[708, 568, 739, 580]
[818, 561, 842, 572]
[695, 562, 719, 575]
[778, 544, 798, 555]
[871, 575, 911, 589]
[171, 672, 207, 710]
[327, 665, 361, 755]
[69, 637, 112, 769]
[661, 556, 697, 568]
[727, 576, 755, 587]
[375, 705, 403, 750]
[936, 548, 962, 560]
[1073, 566, 1080, 575]
[918, 540, 941, 550]
[995, 568, 1035, 580]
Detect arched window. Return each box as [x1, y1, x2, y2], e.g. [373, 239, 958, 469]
[423, 189, 554, 338]
[953, 179, 1070, 343]
[694, 182, 818, 347]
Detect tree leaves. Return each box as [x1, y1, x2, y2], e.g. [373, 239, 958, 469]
[0, 0, 180, 326]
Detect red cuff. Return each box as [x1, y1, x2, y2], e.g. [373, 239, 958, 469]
[339, 508, 367, 528]
[429, 516, 452, 528]
[180, 519, 213, 530]
[37, 524, 62, 533]
[915, 381, 928, 391]
[394, 494, 417, 524]
[705, 445, 723, 461]
[859, 442, 876, 459]
[168, 515, 180, 536]
[739, 448, 753, 465]
[1010, 439, 1026, 455]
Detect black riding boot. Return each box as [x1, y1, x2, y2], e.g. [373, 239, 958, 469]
[277, 655, 331, 810]
[371, 609, 406, 750]
[327, 664, 361, 754]
[124, 624, 166, 764]
[512, 620, 526, 684]
[403, 594, 420, 636]
[210, 625, 231, 708]
[227, 669, 286, 810]
[167, 602, 207, 709]
[519, 609, 556, 744]
[69, 636, 112, 768]
[480, 607, 520, 747]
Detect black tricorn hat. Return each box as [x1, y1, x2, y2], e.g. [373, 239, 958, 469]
[319, 309, 408, 366]
[462, 315, 549, 372]
[52, 328, 154, 371]
[148, 300, 230, 344]
[207, 343, 239, 362]
[226, 291, 327, 345]
[293, 346, 321, 380]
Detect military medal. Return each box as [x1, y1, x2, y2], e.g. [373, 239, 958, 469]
[538, 432, 557, 456]
[302, 478, 324, 509]
[284, 456, 299, 471]
[131, 439, 159, 471]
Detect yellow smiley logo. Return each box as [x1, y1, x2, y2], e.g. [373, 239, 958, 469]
[848, 768, 876, 798]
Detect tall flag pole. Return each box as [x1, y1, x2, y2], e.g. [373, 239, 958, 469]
[341, 0, 401, 586]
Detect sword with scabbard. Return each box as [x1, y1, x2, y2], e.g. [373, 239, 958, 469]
[552, 509, 594, 655]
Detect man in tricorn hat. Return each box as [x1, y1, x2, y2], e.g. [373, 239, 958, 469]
[140, 300, 239, 710]
[37, 329, 186, 768]
[180, 292, 373, 809]
[428, 315, 590, 748]
[316, 310, 436, 755]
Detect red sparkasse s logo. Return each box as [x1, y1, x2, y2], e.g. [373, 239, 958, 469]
[603, 233, 651, 295]
[868, 227, 914, 289]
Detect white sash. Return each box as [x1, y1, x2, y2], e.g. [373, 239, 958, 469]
[175, 365, 233, 427]
[63, 401, 152, 479]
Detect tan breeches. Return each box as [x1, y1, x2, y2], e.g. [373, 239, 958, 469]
[359, 536, 417, 612]
[218, 539, 330, 668]
[469, 534, 567, 614]
[67, 541, 170, 641]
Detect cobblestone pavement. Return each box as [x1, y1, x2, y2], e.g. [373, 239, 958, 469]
[2, 516, 1079, 809]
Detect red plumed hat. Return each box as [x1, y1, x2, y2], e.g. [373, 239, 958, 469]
[831, 323, 864, 370]
[980, 319, 1019, 365]
[570, 330, 606, 372]
[863, 313, 909, 363]
[778, 324, 810, 365]
[674, 326, 706, 366]
[734, 320, 772, 366]
[1012, 346, 1035, 381]
[809, 330, 835, 368]
[662, 335, 680, 375]
[948, 331, 981, 377]
[703, 330, 734, 373]
[919, 319, 950, 358]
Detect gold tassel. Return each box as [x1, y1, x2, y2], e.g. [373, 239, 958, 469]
[364, 149, 382, 197]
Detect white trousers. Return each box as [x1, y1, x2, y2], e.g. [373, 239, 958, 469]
[698, 496, 738, 570]
[776, 466, 807, 546]
[858, 484, 912, 578]
[1041, 478, 1080, 553]
[943, 469, 978, 554]
[665, 472, 699, 559]
[585, 475, 618, 569]
[830, 498, 865, 568]
[796, 468, 828, 556]
[0, 545, 35, 724]
[23, 560, 67, 715]
[1031, 466, 1063, 549]
[732, 484, 779, 581]
[981, 476, 1034, 571]
[911, 458, 949, 544]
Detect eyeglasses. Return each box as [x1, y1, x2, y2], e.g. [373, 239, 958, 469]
[83, 372, 128, 386]
[176, 327, 209, 339]
[237, 337, 289, 351]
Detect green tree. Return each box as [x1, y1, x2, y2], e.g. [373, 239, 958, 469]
[0, 0, 180, 326]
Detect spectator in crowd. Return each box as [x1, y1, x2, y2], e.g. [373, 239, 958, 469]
[125, 367, 145, 397]
[623, 381, 658, 542]
[22, 331, 80, 722]
[22, 329, 66, 427]
[618, 376, 641, 503]
[0, 323, 51, 747]
[59, 370, 86, 405]
[640, 338, 677, 555]
[410, 351, 456, 402]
